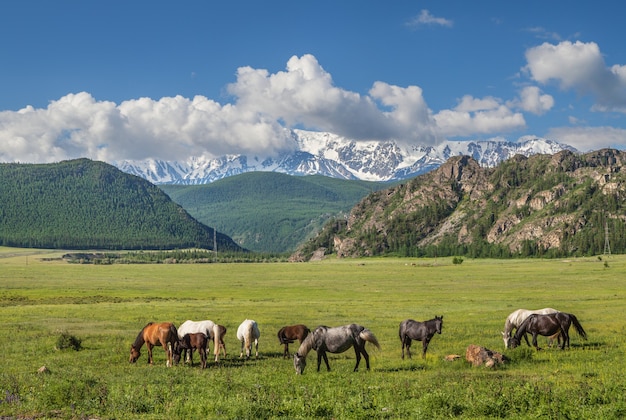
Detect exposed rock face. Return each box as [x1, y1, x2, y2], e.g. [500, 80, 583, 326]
[465, 345, 509, 368]
[294, 148, 626, 259]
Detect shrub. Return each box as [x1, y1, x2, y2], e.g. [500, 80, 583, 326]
[56, 331, 82, 351]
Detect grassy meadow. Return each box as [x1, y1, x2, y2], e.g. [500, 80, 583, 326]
[0, 247, 625, 419]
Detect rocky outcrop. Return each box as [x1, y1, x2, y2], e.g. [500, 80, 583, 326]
[465, 345, 509, 368]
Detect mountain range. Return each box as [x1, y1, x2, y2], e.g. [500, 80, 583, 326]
[115, 129, 577, 184]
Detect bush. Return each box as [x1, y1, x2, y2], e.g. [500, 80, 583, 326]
[56, 331, 82, 351]
[452, 256, 464, 265]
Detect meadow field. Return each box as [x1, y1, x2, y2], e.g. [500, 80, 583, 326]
[0, 247, 625, 419]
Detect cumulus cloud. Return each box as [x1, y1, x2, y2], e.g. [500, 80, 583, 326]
[0, 92, 293, 163]
[524, 40, 626, 112]
[0, 54, 448, 164]
[509, 86, 554, 115]
[433, 95, 526, 137]
[547, 126, 626, 151]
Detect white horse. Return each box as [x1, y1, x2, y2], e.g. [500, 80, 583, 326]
[237, 319, 260, 359]
[178, 320, 223, 363]
[501, 308, 559, 348]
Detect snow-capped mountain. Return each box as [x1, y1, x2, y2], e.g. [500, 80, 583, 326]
[114, 129, 577, 185]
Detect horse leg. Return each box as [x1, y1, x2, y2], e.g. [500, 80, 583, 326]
[200, 347, 207, 369]
[523, 333, 532, 347]
[360, 346, 371, 371]
[318, 351, 330, 371]
[422, 338, 430, 359]
[254, 339, 259, 358]
[403, 337, 412, 359]
[283, 343, 289, 358]
[166, 342, 172, 367]
[353, 346, 362, 372]
[561, 328, 569, 350]
[532, 334, 541, 351]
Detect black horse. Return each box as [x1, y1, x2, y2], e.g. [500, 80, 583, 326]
[508, 312, 587, 350]
[399, 316, 443, 359]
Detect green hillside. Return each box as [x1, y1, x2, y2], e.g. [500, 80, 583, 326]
[0, 159, 243, 251]
[160, 172, 392, 253]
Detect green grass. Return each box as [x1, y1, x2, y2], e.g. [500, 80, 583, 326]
[1, 248, 625, 418]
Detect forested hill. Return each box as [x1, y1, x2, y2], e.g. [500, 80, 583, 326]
[160, 172, 391, 253]
[293, 149, 626, 260]
[0, 159, 243, 251]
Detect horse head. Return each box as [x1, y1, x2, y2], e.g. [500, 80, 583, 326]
[501, 331, 511, 348]
[129, 345, 141, 363]
[435, 316, 443, 334]
[507, 336, 520, 349]
[294, 352, 306, 374]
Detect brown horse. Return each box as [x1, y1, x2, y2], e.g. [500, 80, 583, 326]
[129, 322, 178, 367]
[175, 333, 208, 368]
[277, 324, 310, 358]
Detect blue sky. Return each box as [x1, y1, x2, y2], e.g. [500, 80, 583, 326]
[1, 0, 625, 164]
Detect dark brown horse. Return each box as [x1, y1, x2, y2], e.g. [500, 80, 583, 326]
[399, 316, 443, 359]
[175, 333, 208, 368]
[508, 312, 587, 350]
[277, 324, 310, 358]
[129, 322, 178, 367]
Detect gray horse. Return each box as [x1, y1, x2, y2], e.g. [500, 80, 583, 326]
[399, 316, 443, 359]
[293, 324, 380, 374]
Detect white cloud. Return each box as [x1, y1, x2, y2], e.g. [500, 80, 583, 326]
[227, 54, 441, 145]
[406, 10, 453, 28]
[524, 41, 626, 112]
[433, 95, 526, 137]
[548, 126, 626, 151]
[0, 54, 446, 164]
[511, 86, 554, 115]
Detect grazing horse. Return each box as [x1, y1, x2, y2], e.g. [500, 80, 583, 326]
[277, 324, 310, 358]
[501, 308, 560, 348]
[399, 316, 443, 359]
[508, 312, 587, 350]
[293, 324, 381, 374]
[237, 319, 260, 359]
[129, 322, 178, 367]
[174, 333, 208, 368]
[178, 320, 223, 363]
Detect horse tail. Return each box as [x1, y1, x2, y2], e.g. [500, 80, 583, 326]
[568, 313, 587, 340]
[277, 327, 294, 345]
[277, 327, 287, 344]
[360, 328, 381, 350]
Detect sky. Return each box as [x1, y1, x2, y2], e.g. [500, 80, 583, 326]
[1, 0, 626, 164]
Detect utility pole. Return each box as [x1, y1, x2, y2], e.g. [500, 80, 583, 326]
[604, 220, 611, 257]
[213, 228, 217, 262]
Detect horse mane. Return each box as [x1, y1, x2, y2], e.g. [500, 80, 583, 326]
[513, 314, 534, 341]
[295, 332, 315, 357]
[132, 322, 152, 349]
[297, 326, 327, 357]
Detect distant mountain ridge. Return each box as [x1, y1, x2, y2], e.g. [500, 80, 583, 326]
[115, 129, 576, 184]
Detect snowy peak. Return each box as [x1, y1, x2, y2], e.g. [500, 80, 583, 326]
[115, 130, 577, 184]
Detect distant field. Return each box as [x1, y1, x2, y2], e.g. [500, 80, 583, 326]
[1, 248, 625, 418]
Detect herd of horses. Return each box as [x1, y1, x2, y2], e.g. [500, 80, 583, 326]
[129, 308, 586, 374]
